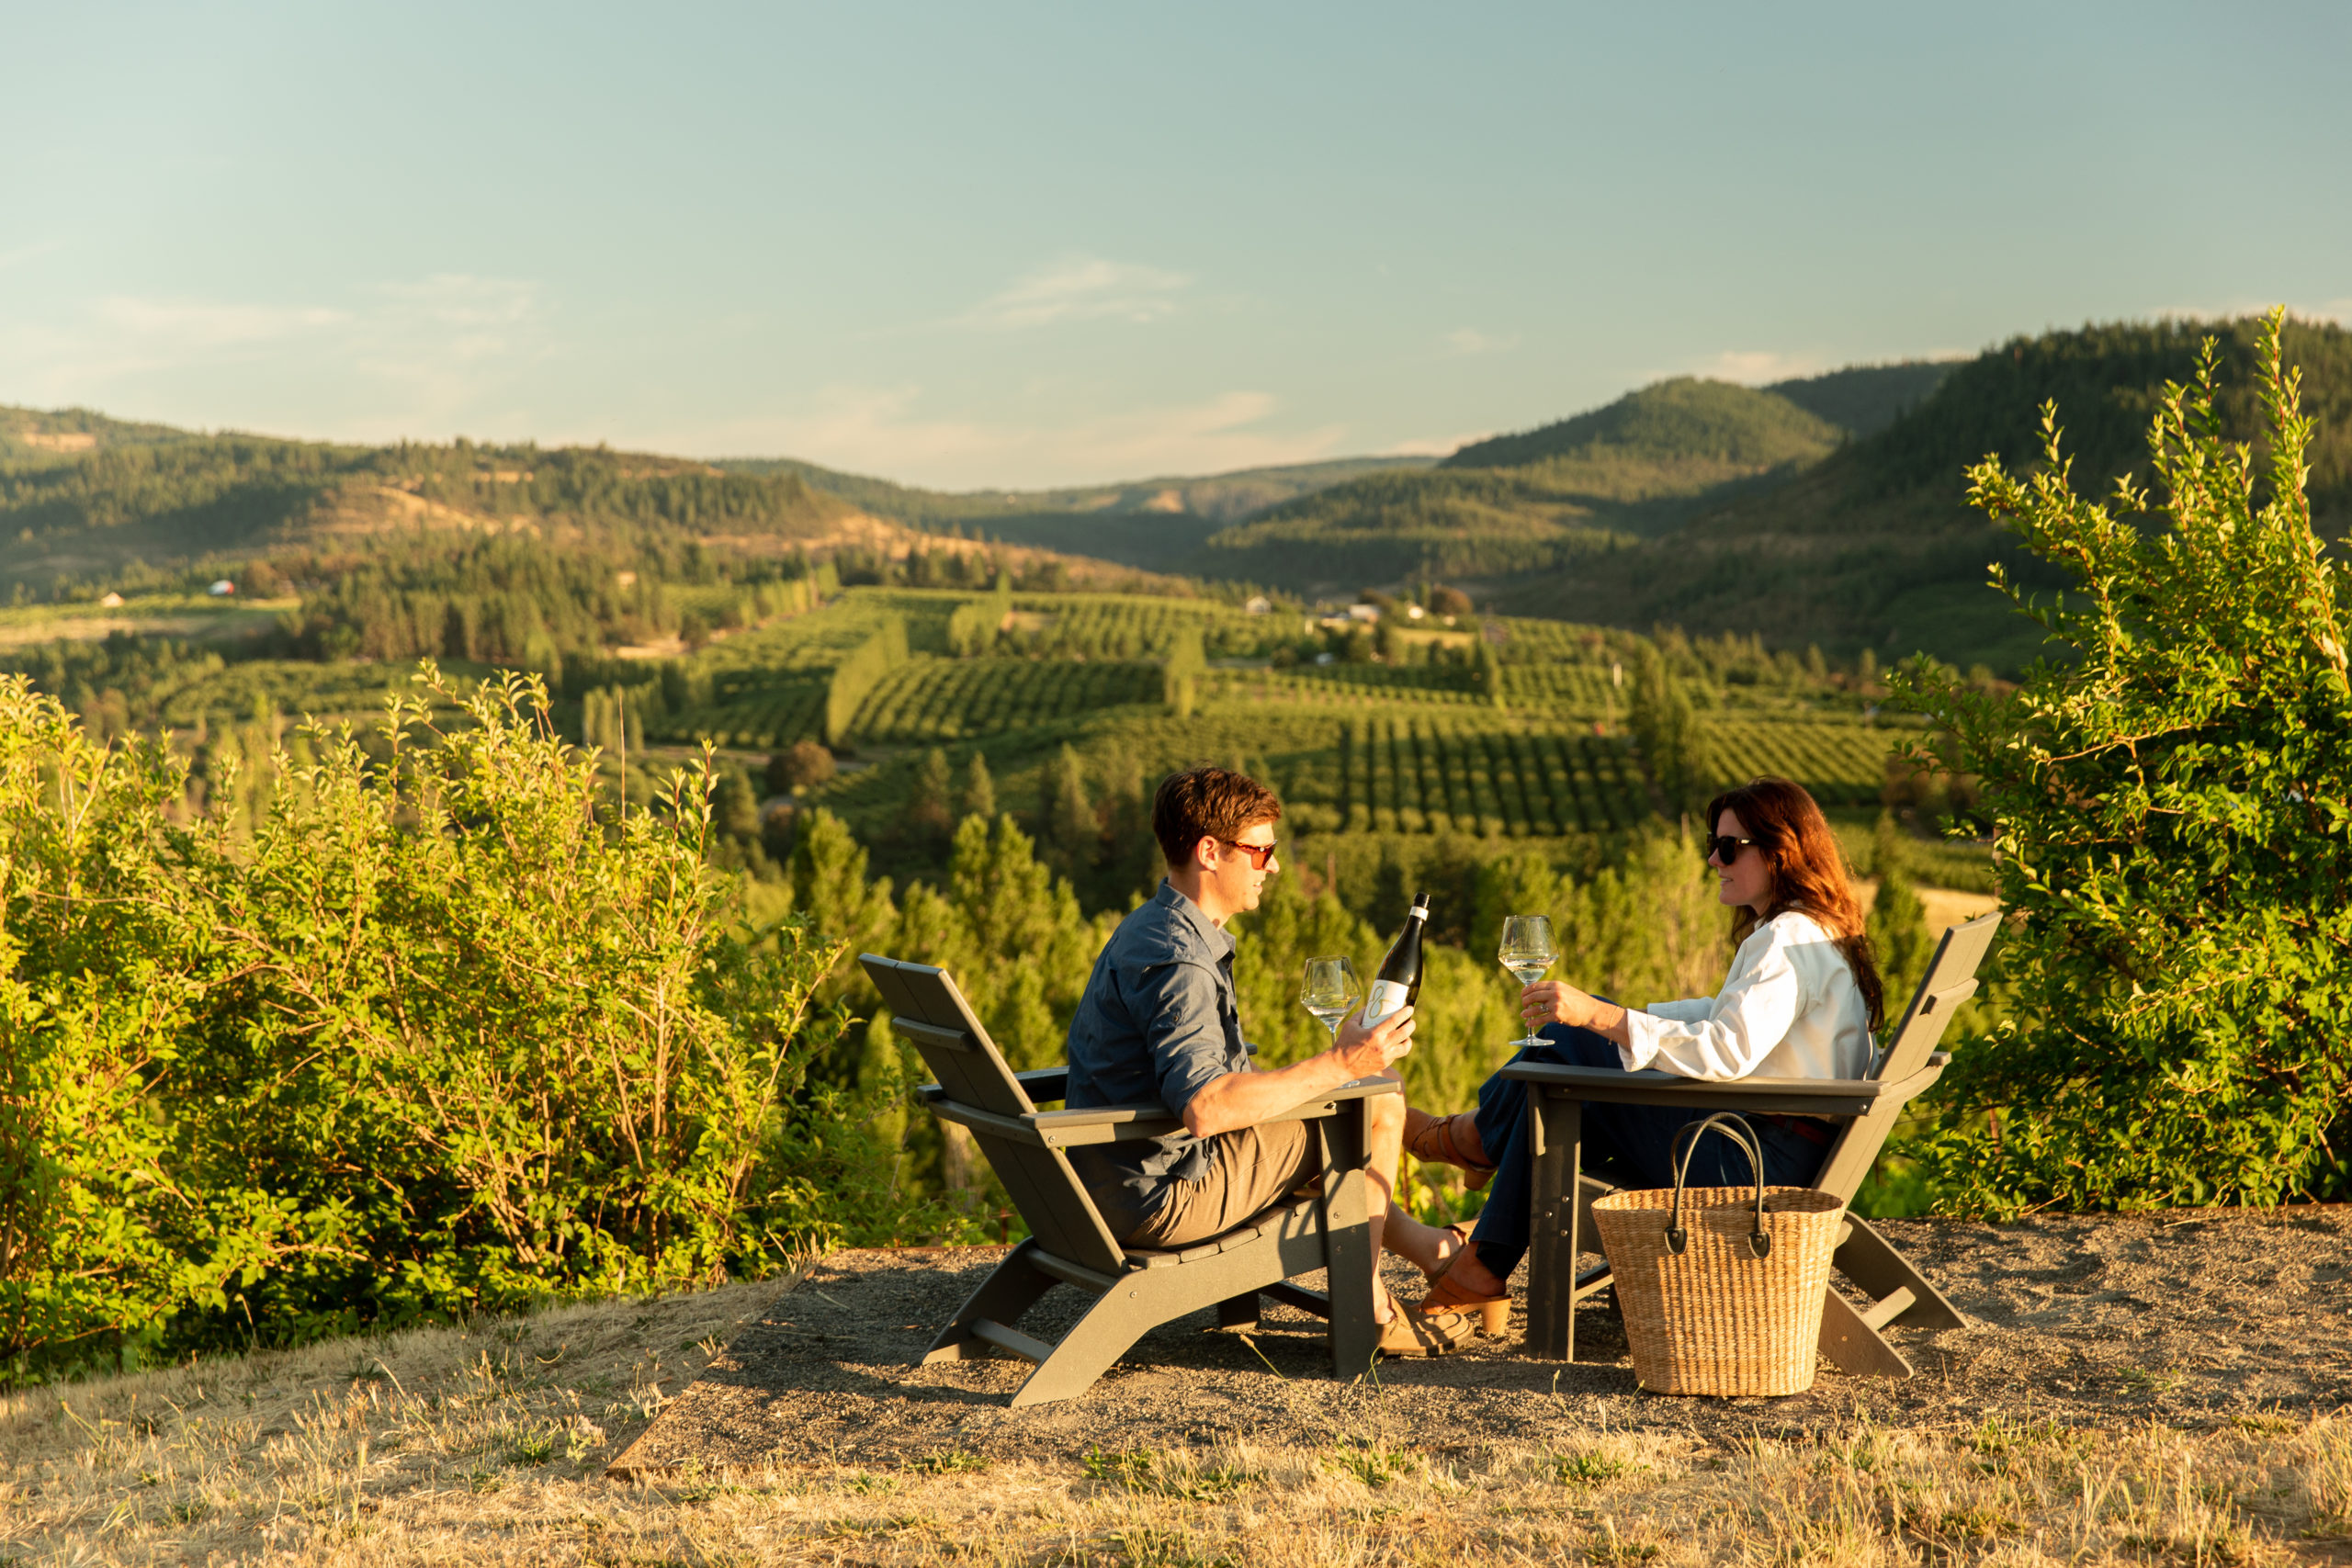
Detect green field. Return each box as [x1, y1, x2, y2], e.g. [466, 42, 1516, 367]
[624, 589, 1928, 884]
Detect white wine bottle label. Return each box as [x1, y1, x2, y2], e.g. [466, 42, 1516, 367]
[1361, 979, 1411, 1027]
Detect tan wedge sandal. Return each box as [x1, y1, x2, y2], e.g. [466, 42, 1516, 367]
[1415, 1224, 1510, 1337]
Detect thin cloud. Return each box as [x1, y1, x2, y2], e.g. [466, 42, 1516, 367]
[959, 254, 1190, 331]
[1692, 349, 1825, 385]
[0, 274, 547, 438]
[340, 276, 548, 434]
[677, 385, 1346, 490]
[1442, 328, 1518, 355]
[0, 239, 62, 270]
[378, 273, 538, 328]
[93, 296, 348, 349]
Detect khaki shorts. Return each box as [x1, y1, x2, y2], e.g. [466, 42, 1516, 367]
[1124, 1119, 1320, 1250]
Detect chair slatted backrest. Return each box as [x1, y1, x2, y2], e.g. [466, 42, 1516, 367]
[1872, 910, 2001, 1085]
[1812, 909, 2000, 1202]
[859, 953, 1127, 1276]
[862, 954, 1035, 1117]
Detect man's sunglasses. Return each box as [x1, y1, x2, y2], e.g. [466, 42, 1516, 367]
[1220, 839, 1281, 870]
[1702, 834, 1758, 864]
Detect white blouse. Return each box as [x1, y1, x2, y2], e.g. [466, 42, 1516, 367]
[1619, 909, 1875, 1081]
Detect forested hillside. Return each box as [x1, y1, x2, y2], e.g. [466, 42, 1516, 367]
[716, 453, 1434, 572]
[1763, 360, 1959, 436]
[1441, 376, 1840, 471]
[1486, 316, 2352, 670]
[12, 314, 2340, 677]
[1192, 379, 1845, 589]
[0, 415, 859, 594]
[1180, 318, 2351, 672]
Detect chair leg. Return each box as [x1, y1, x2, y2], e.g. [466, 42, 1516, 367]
[1525, 1095, 1577, 1360]
[1316, 1105, 1378, 1381]
[1833, 1215, 1966, 1332]
[922, 1239, 1061, 1365]
[1818, 1286, 1915, 1378]
[1006, 1281, 1169, 1409]
[1216, 1292, 1261, 1331]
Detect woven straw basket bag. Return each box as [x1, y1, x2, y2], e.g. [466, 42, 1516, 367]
[1590, 1113, 1847, 1396]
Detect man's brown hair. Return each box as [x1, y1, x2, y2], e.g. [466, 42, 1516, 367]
[1152, 767, 1282, 870]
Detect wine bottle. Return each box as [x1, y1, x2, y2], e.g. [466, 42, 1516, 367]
[1360, 893, 1430, 1029]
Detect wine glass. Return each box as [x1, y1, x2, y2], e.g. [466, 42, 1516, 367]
[1300, 955, 1362, 1040]
[1498, 914, 1558, 1049]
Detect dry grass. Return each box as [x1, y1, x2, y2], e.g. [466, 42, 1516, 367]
[6, 1277, 2349, 1566]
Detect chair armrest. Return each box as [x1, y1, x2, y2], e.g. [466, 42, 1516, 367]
[1031, 1101, 1182, 1133]
[1321, 1076, 1404, 1101]
[1498, 1061, 1889, 1116]
[1027, 1076, 1394, 1133]
[1016, 1077, 1400, 1146]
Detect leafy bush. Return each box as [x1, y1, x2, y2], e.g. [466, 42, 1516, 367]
[1898, 311, 2352, 1213]
[768, 738, 837, 792]
[0, 667, 930, 1376]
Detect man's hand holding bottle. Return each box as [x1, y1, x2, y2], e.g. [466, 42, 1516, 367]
[1332, 1004, 1417, 1077]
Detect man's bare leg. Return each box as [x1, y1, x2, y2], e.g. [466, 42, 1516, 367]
[1359, 1077, 1467, 1315]
[1398, 1103, 1511, 1298]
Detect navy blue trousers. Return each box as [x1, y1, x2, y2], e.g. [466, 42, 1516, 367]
[1464, 1022, 1830, 1280]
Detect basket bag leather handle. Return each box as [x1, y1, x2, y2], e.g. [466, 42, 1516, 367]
[1664, 1112, 1772, 1259]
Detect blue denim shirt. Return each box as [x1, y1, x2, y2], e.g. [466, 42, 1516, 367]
[1064, 880, 1250, 1233]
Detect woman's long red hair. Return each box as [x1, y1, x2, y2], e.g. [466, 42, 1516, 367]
[1704, 776, 1887, 1033]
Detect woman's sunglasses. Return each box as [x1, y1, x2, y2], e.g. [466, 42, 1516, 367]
[1702, 834, 1757, 864]
[1220, 838, 1281, 870]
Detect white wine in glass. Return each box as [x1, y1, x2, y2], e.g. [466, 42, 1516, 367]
[1498, 914, 1559, 1049]
[1299, 955, 1362, 1040]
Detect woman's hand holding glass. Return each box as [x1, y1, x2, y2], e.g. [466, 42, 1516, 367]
[1519, 978, 1608, 1036]
[1498, 914, 1558, 1049]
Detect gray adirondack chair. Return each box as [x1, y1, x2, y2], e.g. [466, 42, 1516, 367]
[860, 953, 1395, 1409]
[1504, 909, 2000, 1377]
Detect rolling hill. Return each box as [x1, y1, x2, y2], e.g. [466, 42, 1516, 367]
[8, 317, 2343, 673]
[0, 413, 1191, 600]
[714, 454, 1437, 575]
[1482, 316, 2352, 670]
[1189, 378, 1849, 590]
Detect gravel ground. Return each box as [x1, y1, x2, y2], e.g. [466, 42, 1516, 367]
[612, 1208, 2352, 1476]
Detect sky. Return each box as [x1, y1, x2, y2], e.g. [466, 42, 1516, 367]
[4, 2, 2348, 490]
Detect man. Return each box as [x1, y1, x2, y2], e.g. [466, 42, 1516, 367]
[1064, 765, 1474, 1355]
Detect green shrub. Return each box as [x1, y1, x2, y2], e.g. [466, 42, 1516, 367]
[1897, 310, 2352, 1213]
[0, 666, 931, 1375]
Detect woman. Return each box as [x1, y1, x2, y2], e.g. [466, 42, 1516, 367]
[1406, 775, 1886, 1325]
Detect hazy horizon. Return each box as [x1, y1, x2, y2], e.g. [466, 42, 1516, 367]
[5, 3, 2346, 489]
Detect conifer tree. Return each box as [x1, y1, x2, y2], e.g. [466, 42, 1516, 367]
[909, 747, 954, 853]
[713, 761, 762, 841]
[1629, 642, 1702, 813]
[1474, 636, 1505, 706]
[1863, 812, 1932, 1008]
[1043, 744, 1097, 883]
[959, 751, 997, 823]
